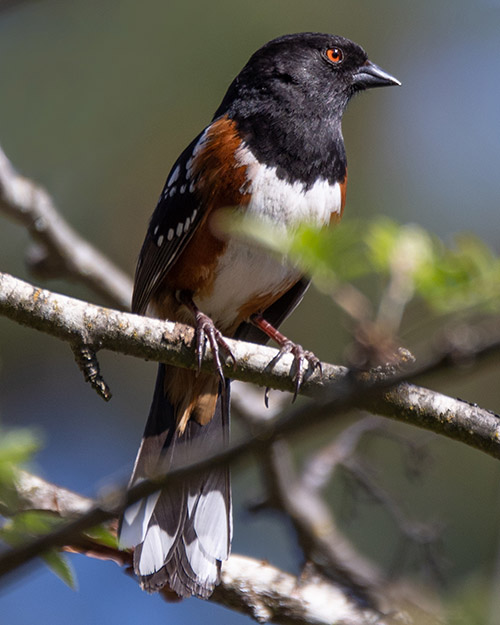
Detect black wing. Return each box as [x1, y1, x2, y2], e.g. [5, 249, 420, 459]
[132, 130, 208, 315]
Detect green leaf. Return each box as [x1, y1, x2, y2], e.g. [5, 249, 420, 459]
[224, 211, 371, 285]
[84, 525, 118, 549]
[0, 511, 63, 543]
[288, 221, 371, 285]
[413, 234, 500, 313]
[0, 426, 41, 512]
[42, 550, 77, 590]
[0, 430, 40, 464]
[365, 217, 404, 271]
[367, 220, 435, 275]
[221, 210, 500, 317]
[0, 512, 78, 589]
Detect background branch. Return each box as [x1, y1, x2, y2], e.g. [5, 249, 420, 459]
[0, 146, 132, 308]
[258, 440, 383, 602]
[4, 470, 384, 625]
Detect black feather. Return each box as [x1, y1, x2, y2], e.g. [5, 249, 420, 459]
[120, 365, 231, 599]
[132, 133, 207, 315]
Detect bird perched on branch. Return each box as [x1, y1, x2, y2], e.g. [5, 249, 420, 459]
[120, 32, 399, 599]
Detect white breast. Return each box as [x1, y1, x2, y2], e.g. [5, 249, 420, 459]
[196, 145, 342, 330]
[239, 148, 342, 229]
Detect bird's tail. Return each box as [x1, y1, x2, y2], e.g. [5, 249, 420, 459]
[119, 363, 232, 598]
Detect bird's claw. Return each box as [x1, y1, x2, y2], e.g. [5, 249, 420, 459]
[270, 340, 322, 401]
[194, 311, 234, 383]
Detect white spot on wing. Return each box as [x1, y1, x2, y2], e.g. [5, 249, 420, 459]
[176, 222, 183, 237]
[167, 165, 181, 187]
[184, 217, 190, 233]
[180, 184, 187, 194]
[153, 225, 159, 236]
[169, 186, 177, 197]
[167, 228, 174, 241]
[192, 128, 208, 157]
[157, 234, 164, 247]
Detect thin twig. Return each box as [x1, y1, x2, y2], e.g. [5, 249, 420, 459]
[260, 440, 383, 605]
[238, 405, 384, 604]
[301, 417, 384, 492]
[0, 146, 132, 308]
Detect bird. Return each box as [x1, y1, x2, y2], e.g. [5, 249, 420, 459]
[119, 32, 400, 599]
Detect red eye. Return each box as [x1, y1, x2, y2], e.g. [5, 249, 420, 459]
[326, 47, 344, 64]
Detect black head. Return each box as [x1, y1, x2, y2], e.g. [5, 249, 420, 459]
[214, 33, 399, 187]
[215, 32, 400, 122]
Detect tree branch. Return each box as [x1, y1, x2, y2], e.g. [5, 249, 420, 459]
[216, 556, 381, 625]
[0, 268, 499, 600]
[258, 440, 383, 603]
[0, 270, 345, 392]
[1, 271, 495, 624]
[1, 270, 500, 460]
[6, 471, 382, 625]
[0, 146, 132, 308]
[10, 470, 93, 517]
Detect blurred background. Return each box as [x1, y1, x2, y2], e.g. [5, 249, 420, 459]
[0, 0, 500, 623]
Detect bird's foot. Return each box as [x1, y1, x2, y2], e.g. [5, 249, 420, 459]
[179, 291, 234, 383]
[250, 313, 322, 401]
[193, 310, 234, 382]
[269, 339, 322, 400]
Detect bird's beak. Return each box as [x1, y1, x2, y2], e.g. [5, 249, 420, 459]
[353, 60, 401, 90]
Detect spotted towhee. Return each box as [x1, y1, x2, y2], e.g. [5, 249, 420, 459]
[120, 32, 399, 599]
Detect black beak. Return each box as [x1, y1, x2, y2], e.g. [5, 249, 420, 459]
[352, 60, 401, 90]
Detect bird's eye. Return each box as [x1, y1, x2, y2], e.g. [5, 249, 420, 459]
[326, 47, 344, 64]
